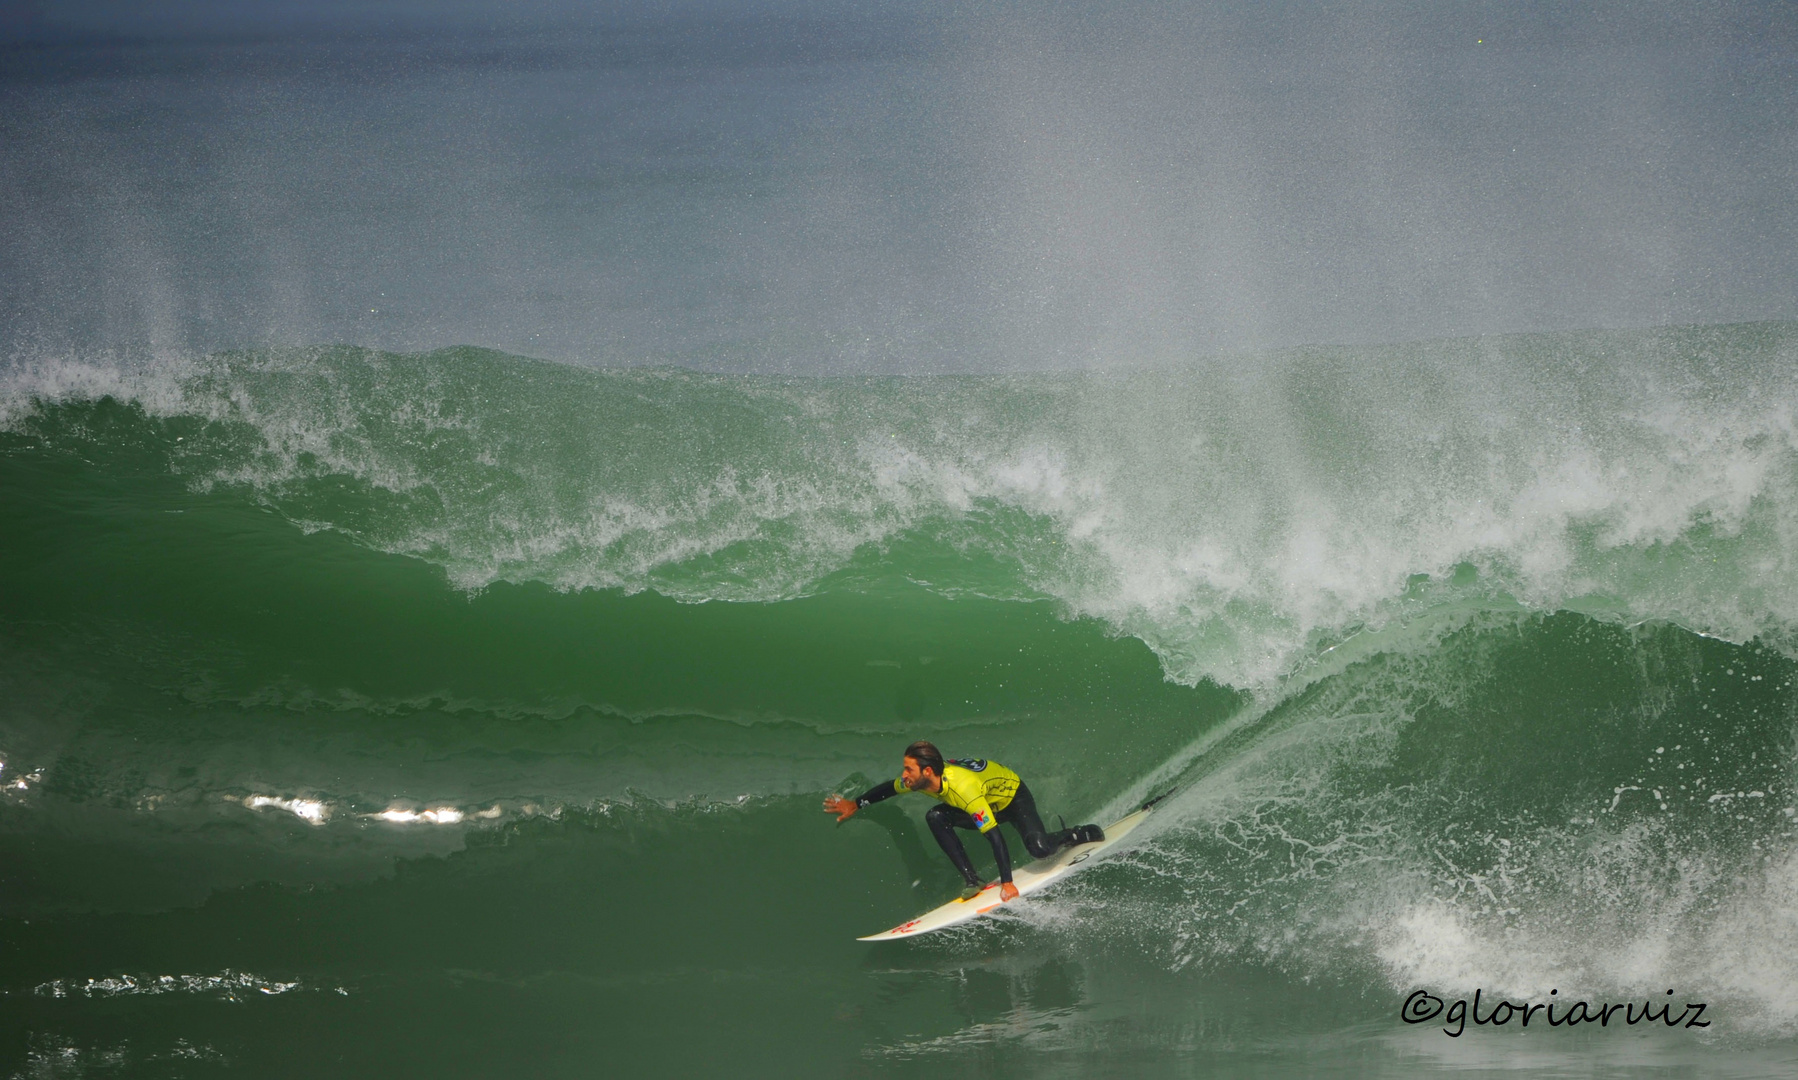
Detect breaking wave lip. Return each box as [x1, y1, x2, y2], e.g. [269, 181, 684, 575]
[4, 325, 1798, 692]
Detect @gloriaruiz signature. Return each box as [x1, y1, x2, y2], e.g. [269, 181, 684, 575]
[1402, 988, 1709, 1037]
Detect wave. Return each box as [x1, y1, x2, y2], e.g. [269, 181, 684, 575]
[2, 324, 1796, 1050]
[5, 322, 1797, 691]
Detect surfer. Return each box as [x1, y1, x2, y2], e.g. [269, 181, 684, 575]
[824, 741, 1104, 901]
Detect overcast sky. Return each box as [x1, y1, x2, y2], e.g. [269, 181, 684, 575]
[3, 1, 1793, 370]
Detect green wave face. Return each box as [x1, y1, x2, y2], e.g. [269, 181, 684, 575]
[3, 324, 1798, 1074]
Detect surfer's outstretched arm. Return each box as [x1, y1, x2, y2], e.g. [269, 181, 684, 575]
[824, 780, 903, 822]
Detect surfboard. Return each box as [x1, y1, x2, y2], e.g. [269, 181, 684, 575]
[856, 797, 1163, 941]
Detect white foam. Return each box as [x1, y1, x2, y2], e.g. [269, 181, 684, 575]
[1370, 840, 1798, 1040]
[33, 970, 305, 1000]
[1697, 847, 1798, 1036]
[371, 805, 466, 825]
[1376, 900, 1572, 1001]
[244, 794, 329, 823]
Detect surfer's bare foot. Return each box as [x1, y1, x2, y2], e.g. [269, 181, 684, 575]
[1000, 881, 1018, 901]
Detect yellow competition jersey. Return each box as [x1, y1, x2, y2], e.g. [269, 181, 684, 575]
[891, 759, 1021, 833]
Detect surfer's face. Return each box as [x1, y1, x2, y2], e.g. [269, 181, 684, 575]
[901, 757, 939, 792]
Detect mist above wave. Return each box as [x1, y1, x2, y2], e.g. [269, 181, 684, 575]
[5, 322, 1796, 688]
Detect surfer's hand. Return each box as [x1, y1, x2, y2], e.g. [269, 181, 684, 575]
[1000, 881, 1018, 901]
[823, 794, 858, 821]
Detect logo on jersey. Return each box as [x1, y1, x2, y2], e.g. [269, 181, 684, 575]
[950, 758, 988, 771]
[972, 809, 990, 828]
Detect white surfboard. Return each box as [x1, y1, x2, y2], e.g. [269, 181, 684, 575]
[857, 799, 1161, 941]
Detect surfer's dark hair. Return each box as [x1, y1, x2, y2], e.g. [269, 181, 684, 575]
[904, 741, 944, 776]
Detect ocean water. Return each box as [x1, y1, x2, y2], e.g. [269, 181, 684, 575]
[3, 324, 1797, 1076]
[5, 3, 1798, 1075]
